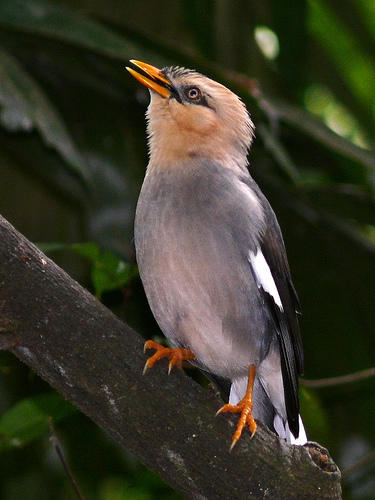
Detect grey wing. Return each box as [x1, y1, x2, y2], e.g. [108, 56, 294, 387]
[247, 181, 304, 437]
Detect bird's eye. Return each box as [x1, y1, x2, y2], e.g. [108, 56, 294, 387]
[185, 87, 202, 101]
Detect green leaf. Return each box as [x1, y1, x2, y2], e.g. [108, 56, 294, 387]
[99, 476, 151, 500]
[90, 250, 138, 299]
[0, 391, 76, 451]
[262, 96, 375, 190]
[0, 0, 158, 63]
[309, 0, 375, 117]
[70, 242, 102, 261]
[39, 242, 138, 299]
[68, 243, 138, 298]
[299, 386, 330, 445]
[37, 242, 78, 254]
[0, 42, 89, 180]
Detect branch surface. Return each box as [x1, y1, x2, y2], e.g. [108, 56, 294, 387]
[0, 215, 341, 499]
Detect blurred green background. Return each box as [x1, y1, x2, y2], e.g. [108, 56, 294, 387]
[0, 0, 375, 498]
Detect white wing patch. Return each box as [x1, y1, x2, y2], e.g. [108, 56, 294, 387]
[249, 249, 283, 311]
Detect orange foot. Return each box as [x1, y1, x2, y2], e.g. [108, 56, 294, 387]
[216, 364, 257, 451]
[143, 340, 195, 375]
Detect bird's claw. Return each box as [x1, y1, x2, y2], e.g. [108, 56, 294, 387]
[217, 400, 257, 451]
[143, 340, 195, 374]
[216, 364, 257, 451]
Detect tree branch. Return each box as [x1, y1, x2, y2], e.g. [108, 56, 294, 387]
[0, 214, 341, 499]
[302, 367, 375, 388]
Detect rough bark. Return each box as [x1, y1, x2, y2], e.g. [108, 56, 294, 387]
[0, 214, 341, 499]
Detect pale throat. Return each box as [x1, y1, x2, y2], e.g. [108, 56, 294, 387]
[147, 120, 248, 172]
[148, 132, 247, 172]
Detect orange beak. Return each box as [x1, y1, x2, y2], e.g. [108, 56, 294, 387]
[126, 60, 173, 99]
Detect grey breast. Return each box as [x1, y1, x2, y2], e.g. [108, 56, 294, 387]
[134, 159, 275, 379]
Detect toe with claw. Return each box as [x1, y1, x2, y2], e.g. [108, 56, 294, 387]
[216, 364, 257, 451]
[143, 340, 195, 374]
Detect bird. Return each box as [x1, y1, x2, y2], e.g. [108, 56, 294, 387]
[127, 59, 307, 449]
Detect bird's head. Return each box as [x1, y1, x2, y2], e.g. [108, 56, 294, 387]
[127, 60, 254, 172]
